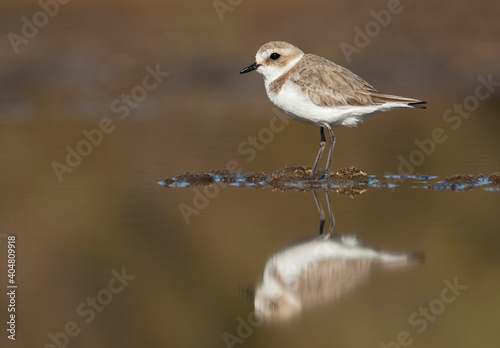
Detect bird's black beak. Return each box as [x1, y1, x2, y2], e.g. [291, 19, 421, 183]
[239, 284, 255, 300]
[240, 62, 261, 74]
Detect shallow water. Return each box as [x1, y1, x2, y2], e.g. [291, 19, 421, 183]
[2, 102, 499, 348]
[1, 1, 500, 347]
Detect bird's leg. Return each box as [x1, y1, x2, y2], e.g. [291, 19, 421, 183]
[310, 127, 326, 179]
[324, 125, 336, 174]
[312, 190, 326, 235]
[325, 189, 335, 235]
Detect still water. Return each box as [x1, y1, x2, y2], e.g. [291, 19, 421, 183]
[1, 99, 499, 347]
[1, 1, 500, 347]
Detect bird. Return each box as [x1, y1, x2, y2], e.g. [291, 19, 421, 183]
[240, 41, 426, 179]
[253, 189, 423, 321]
[254, 232, 423, 321]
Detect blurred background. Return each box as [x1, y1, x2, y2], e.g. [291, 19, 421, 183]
[0, 0, 499, 347]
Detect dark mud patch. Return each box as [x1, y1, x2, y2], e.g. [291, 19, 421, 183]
[326, 167, 369, 184]
[161, 166, 370, 196]
[159, 168, 500, 194]
[488, 172, 500, 186]
[426, 173, 495, 192]
[268, 166, 369, 196]
[162, 169, 268, 188]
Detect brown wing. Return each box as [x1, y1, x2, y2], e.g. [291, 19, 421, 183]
[288, 54, 425, 107]
[296, 258, 372, 308]
[287, 54, 376, 107]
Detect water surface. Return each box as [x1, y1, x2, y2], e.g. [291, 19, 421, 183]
[1, 1, 499, 347]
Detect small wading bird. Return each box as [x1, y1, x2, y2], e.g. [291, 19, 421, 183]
[240, 41, 426, 179]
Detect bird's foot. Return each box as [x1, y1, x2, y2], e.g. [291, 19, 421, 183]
[309, 169, 328, 180]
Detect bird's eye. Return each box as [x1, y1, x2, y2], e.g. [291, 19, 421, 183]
[270, 53, 281, 60]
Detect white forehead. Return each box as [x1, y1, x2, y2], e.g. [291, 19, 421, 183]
[256, 48, 274, 61]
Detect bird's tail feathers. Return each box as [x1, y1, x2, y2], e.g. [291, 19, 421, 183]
[371, 93, 427, 109]
[376, 251, 425, 268]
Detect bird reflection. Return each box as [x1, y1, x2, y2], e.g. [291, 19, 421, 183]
[254, 190, 422, 322]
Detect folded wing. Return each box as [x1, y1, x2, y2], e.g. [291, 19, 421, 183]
[289, 54, 426, 108]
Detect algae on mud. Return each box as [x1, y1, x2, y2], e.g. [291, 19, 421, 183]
[426, 172, 500, 192]
[160, 168, 500, 194]
[160, 166, 371, 196]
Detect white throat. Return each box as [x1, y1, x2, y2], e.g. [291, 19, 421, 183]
[260, 54, 304, 86]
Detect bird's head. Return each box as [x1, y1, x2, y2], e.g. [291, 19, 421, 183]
[240, 41, 304, 82]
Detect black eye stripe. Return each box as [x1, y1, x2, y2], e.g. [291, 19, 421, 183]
[270, 53, 281, 60]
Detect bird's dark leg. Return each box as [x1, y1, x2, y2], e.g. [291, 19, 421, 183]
[312, 190, 326, 235]
[324, 125, 336, 174]
[310, 127, 327, 179]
